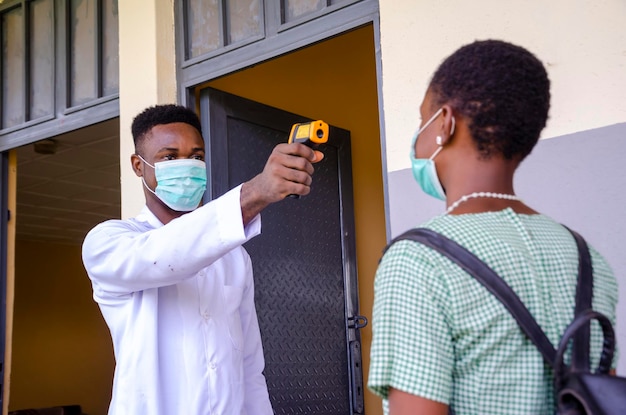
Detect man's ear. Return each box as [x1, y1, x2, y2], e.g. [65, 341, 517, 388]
[130, 154, 143, 177]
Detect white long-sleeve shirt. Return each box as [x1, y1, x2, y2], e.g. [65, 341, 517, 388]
[82, 185, 273, 415]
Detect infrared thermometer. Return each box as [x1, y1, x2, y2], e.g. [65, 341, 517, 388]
[287, 120, 328, 198]
[288, 120, 329, 146]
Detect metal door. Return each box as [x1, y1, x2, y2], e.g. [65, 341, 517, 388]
[200, 88, 365, 414]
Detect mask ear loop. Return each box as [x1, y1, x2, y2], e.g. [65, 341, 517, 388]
[428, 110, 455, 161]
[430, 137, 444, 160]
[136, 154, 155, 169]
[136, 154, 158, 195]
[141, 176, 159, 197]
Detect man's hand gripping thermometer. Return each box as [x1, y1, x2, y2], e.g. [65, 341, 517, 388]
[287, 120, 329, 199]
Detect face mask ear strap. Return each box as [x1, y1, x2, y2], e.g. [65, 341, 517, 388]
[141, 176, 157, 196]
[136, 154, 155, 169]
[429, 144, 444, 161]
[450, 116, 456, 137]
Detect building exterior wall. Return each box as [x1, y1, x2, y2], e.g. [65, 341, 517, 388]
[378, 0, 626, 376]
[111, 0, 626, 412]
[379, 0, 626, 175]
[118, 0, 177, 219]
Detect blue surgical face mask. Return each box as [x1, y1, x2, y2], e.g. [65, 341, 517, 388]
[410, 108, 447, 201]
[138, 156, 207, 212]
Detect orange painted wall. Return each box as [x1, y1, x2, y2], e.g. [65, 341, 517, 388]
[10, 240, 113, 415]
[205, 25, 386, 414]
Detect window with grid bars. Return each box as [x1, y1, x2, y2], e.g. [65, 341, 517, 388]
[0, 0, 118, 137]
[181, 0, 359, 63]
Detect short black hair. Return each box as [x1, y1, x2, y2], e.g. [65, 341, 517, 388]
[429, 39, 550, 160]
[131, 104, 203, 152]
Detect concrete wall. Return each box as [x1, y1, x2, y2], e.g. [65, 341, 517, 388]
[378, 0, 626, 174]
[118, 0, 177, 219]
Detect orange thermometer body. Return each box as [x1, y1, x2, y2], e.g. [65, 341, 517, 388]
[288, 120, 329, 146]
[287, 120, 328, 199]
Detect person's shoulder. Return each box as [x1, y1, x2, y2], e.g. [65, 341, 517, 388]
[380, 221, 450, 279]
[417, 212, 492, 244]
[83, 216, 149, 245]
[585, 239, 618, 297]
[89, 216, 146, 232]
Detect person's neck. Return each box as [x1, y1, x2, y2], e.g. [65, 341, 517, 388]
[443, 159, 536, 215]
[146, 199, 185, 225]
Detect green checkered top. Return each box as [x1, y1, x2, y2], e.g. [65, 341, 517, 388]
[368, 208, 619, 415]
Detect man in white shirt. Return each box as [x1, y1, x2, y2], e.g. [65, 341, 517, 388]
[82, 104, 324, 415]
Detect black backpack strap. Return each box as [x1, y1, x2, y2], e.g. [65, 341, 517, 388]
[555, 310, 615, 377]
[566, 227, 593, 371]
[384, 228, 557, 365]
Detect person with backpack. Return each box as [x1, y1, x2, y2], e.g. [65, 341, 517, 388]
[367, 40, 619, 414]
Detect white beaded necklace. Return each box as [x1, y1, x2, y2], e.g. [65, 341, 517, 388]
[446, 192, 521, 215]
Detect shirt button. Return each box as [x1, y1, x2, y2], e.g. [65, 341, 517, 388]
[201, 311, 210, 320]
[209, 362, 217, 370]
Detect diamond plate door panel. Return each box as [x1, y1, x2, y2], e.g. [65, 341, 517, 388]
[202, 88, 363, 414]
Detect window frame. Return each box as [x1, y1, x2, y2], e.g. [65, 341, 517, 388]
[0, 0, 119, 152]
[176, 0, 377, 105]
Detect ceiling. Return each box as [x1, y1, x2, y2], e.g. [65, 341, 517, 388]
[15, 118, 121, 246]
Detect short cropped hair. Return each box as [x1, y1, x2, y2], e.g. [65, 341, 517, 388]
[131, 104, 203, 152]
[429, 39, 550, 160]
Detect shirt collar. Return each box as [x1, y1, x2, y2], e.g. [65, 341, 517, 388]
[135, 205, 165, 229]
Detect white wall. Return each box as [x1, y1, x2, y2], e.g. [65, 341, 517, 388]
[378, 0, 626, 173]
[119, 0, 177, 219]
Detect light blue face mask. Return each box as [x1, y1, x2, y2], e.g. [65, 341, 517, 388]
[138, 156, 207, 212]
[409, 108, 450, 201]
